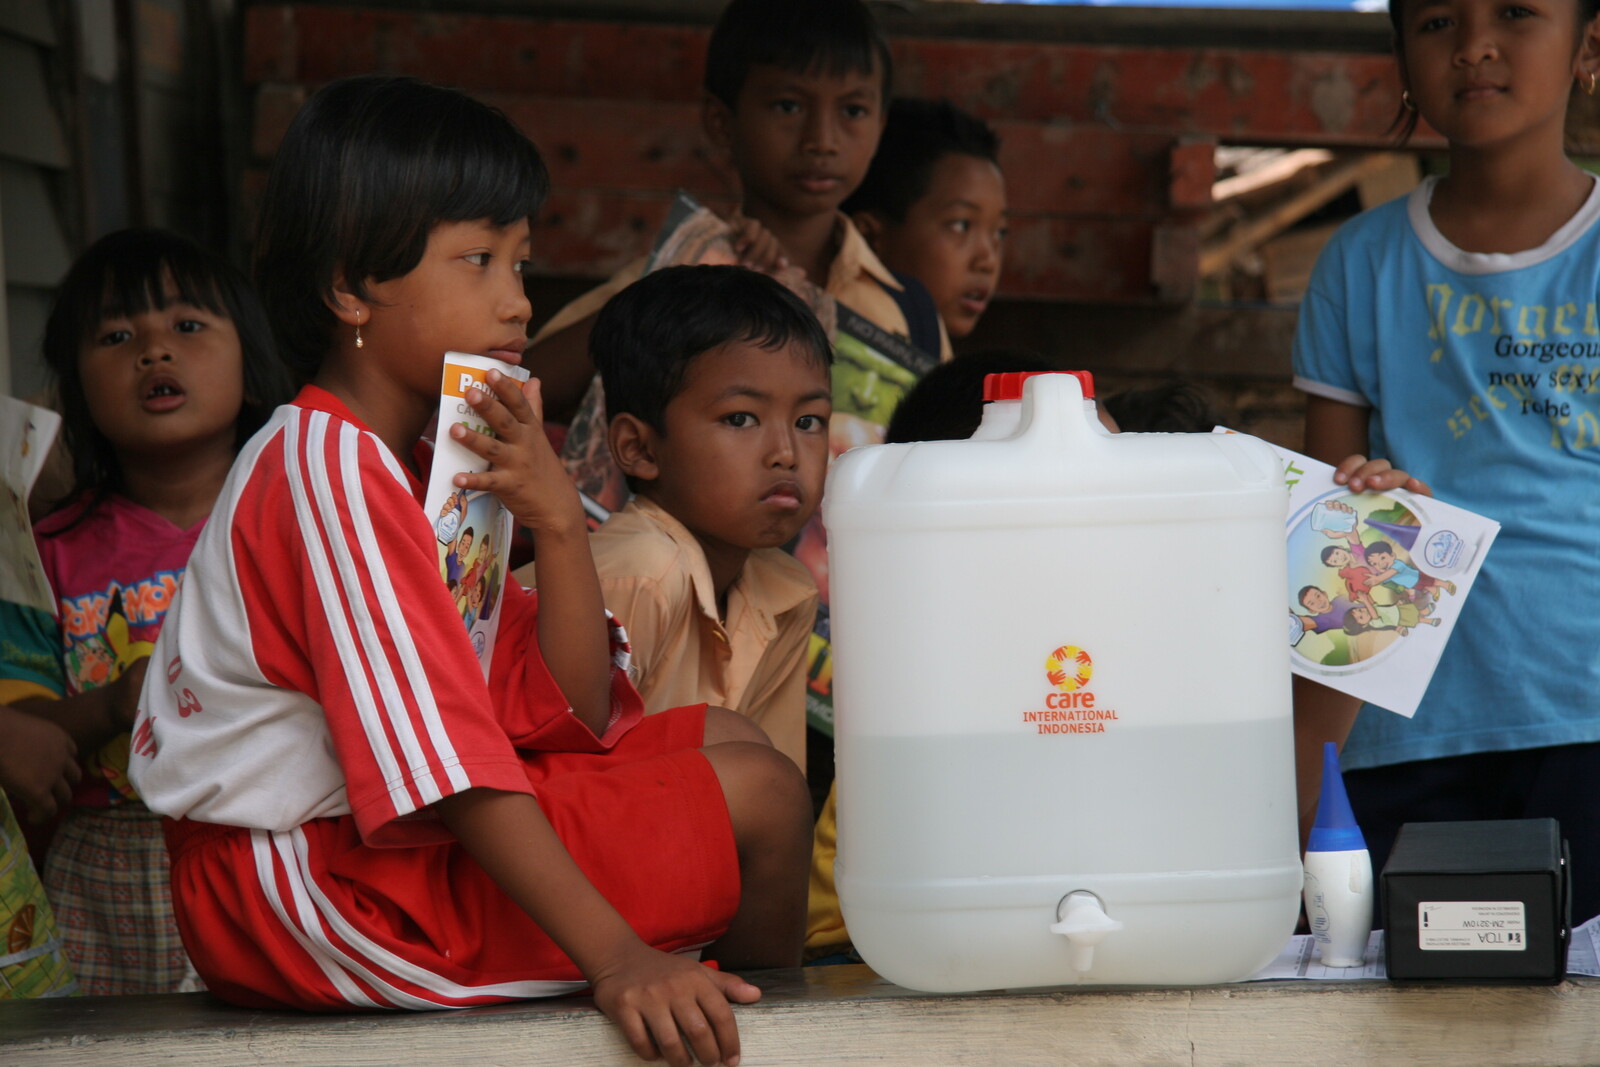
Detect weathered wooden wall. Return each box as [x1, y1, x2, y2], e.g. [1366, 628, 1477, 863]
[238, 2, 1450, 447]
[2, 0, 246, 399]
[242, 3, 1433, 308]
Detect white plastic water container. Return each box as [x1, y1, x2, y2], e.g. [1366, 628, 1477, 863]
[825, 371, 1302, 992]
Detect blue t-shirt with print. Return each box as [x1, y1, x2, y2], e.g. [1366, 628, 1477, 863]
[1294, 176, 1600, 770]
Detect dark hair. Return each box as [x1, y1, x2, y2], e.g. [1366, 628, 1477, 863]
[1297, 585, 1325, 607]
[844, 98, 1000, 224]
[592, 265, 832, 437]
[705, 0, 892, 108]
[42, 227, 290, 513]
[883, 349, 1054, 444]
[1385, 0, 1420, 145]
[1101, 379, 1224, 434]
[253, 75, 549, 377]
[1385, 0, 1600, 142]
[1366, 540, 1394, 557]
[1342, 607, 1372, 635]
[1321, 545, 1346, 565]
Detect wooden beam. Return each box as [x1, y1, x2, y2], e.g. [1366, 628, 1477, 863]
[7, 970, 1600, 1067]
[241, 4, 1443, 148]
[1199, 152, 1396, 277]
[1212, 148, 1334, 203]
[1169, 138, 1219, 211]
[241, 0, 1401, 54]
[241, 6, 712, 103]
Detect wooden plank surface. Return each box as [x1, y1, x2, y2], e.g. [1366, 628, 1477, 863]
[6, 968, 1600, 1066]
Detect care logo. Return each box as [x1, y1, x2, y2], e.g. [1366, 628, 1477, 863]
[1026, 644, 1118, 735]
[1045, 644, 1093, 692]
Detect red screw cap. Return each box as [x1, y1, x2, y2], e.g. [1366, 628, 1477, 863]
[982, 370, 1095, 402]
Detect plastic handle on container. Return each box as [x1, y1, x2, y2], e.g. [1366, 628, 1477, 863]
[1050, 891, 1124, 972]
[1015, 372, 1102, 454]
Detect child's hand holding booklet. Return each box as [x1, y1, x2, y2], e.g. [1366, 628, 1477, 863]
[423, 353, 530, 674]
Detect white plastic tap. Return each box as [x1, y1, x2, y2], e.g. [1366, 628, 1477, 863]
[1050, 891, 1124, 972]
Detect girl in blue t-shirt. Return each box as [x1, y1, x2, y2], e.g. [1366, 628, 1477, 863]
[1293, 0, 1600, 921]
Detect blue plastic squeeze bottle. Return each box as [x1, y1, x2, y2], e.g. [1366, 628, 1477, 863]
[1302, 742, 1373, 967]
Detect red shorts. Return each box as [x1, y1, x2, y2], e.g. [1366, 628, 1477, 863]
[164, 705, 738, 1010]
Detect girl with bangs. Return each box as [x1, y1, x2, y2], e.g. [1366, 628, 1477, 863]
[1, 227, 289, 993]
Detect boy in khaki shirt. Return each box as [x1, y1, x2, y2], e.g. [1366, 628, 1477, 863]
[517, 265, 830, 774]
[523, 0, 949, 434]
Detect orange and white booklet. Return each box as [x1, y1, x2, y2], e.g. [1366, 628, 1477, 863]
[423, 352, 528, 677]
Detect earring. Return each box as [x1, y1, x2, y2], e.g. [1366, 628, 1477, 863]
[354, 309, 365, 349]
[1401, 90, 1416, 111]
[1588, 70, 1597, 96]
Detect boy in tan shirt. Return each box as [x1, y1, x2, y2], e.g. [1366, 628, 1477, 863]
[518, 265, 830, 773]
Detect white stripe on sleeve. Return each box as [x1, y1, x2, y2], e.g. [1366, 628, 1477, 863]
[283, 412, 414, 815]
[337, 427, 472, 797]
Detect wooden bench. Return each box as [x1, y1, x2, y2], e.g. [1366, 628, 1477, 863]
[6, 966, 1600, 1066]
